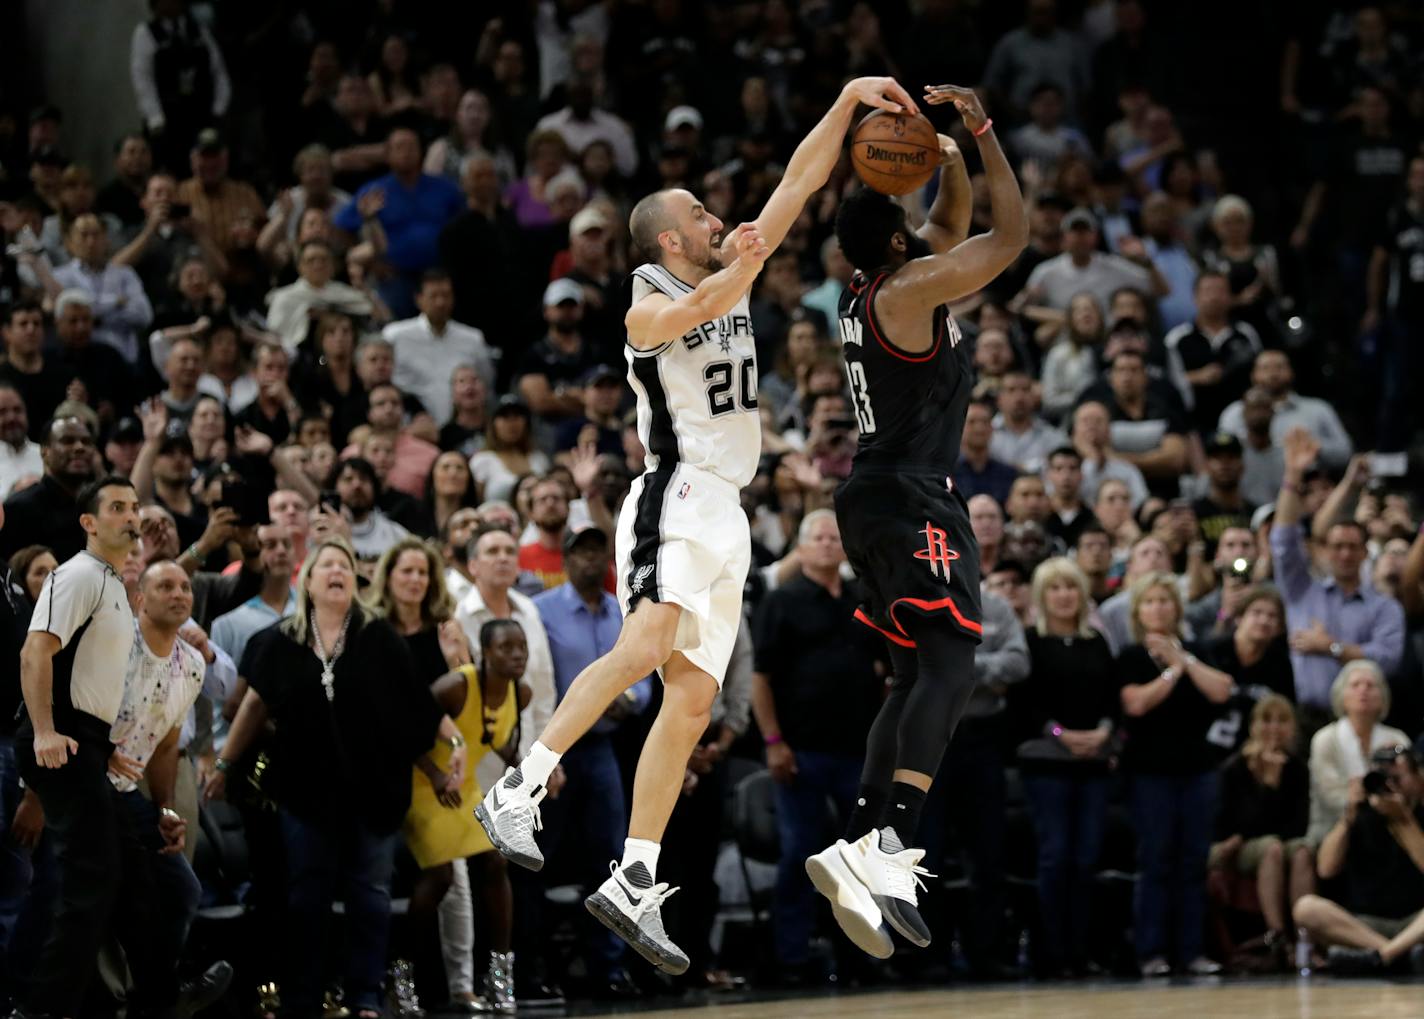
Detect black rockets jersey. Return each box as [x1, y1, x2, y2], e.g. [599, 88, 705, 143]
[836, 269, 973, 475]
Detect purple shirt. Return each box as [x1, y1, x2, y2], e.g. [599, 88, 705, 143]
[1270, 522, 1405, 708]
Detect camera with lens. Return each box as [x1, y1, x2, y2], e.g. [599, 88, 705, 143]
[1363, 745, 1416, 798]
[1218, 557, 1253, 581]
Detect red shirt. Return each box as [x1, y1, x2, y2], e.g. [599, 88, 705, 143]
[518, 541, 617, 594]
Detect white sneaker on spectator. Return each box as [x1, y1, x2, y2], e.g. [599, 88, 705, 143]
[838, 828, 933, 948]
[585, 861, 690, 975]
[805, 839, 895, 959]
[474, 765, 547, 871]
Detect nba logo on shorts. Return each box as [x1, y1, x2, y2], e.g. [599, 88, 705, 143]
[677, 482, 691, 500]
[913, 521, 960, 581]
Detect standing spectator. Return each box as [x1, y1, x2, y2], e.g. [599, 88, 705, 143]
[1019, 208, 1164, 312]
[502, 131, 572, 230]
[1117, 571, 1235, 976]
[440, 365, 489, 458]
[561, 206, 625, 357]
[344, 382, 439, 501]
[1098, 350, 1189, 499]
[52, 215, 154, 367]
[334, 127, 466, 319]
[425, 451, 481, 539]
[259, 145, 351, 258]
[264, 240, 373, 352]
[316, 74, 389, 195]
[523, 526, 652, 999]
[1070, 400, 1149, 510]
[112, 173, 227, 307]
[1137, 192, 1198, 332]
[210, 522, 296, 671]
[53, 290, 135, 428]
[516, 279, 604, 431]
[989, 370, 1065, 474]
[424, 88, 517, 187]
[438, 155, 523, 343]
[1192, 434, 1255, 556]
[1202, 195, 1281, 347]
[518, 476, 570, 591]
[333, 457, 409, 566]
[981, 0, 1089, 121]
[1271, 430, 1404, 730]
[1164, 273, 1262, 436]
[954, 397, 1018, 509]
[534, 76, 638, 179]
[1234, 387, 1285, 508]
[1040, 293, 1104, 422]
[469, 398, 551, 505]
[1306, 661, 1409, 845]
[1019, 557, 1117, 977]
[0, 384, 42, 498]
[1199, 582, 1294, 706]
[750, 510, 883, 976]
[1008, 83, 1093, 174]
[385, 269, 496, 424]
[0, 415, 98, 562]
[1073, 523, 1114, 603]
[14, 476, 142, 1019]
[175, 130, 265, 261]
[1217, 351, 1353, 470]
[208, 537, 465, 1019]
[0, 303, 69, 442]
[97, 134, 154, 230]
[1209, 695, 1314, 966]
[1364, 153, 1424, 450]
[552, 365, 623, 457]
[129, 0, 231, 171]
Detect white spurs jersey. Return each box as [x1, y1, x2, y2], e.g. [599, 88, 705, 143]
[626, 263, 761, 488]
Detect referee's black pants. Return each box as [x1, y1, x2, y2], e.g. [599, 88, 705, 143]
[19, 713, 171, 1017]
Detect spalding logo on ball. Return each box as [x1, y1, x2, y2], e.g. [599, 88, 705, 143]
[851, 110, 940, 196]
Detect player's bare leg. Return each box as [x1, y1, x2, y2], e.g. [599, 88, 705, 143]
[475, 599, 678, 870]
[585, 652, 716, 975]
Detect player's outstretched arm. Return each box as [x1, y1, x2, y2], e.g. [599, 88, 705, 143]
[882, 85, 1028, 313]
[626, 225, 771, 351]
[917, 134, 972, 253]
[751, 77, 919, 254]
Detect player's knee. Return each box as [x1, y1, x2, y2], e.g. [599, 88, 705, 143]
[619, 601, 678, 674]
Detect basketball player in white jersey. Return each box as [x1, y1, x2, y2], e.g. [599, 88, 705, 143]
[476, 76, 920, 973]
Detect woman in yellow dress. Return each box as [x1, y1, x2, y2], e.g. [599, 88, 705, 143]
[370, 539, 529, 1014]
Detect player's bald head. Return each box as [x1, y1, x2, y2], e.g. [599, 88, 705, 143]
[629, 190, 679, 262]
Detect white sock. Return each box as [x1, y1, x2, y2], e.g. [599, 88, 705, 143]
[620, 837, 661, 885]
[516, 741, 561, 790]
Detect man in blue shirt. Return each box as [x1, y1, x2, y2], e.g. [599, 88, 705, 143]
[518, 526, 651, 1000]
[333, 126, 464, 318]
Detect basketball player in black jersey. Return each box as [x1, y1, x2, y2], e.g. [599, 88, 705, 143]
[803, 84, 1028, 959]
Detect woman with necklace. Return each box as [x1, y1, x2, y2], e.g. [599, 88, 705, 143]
[206, 538, 467, 1019]
[371, 540, 529, 1014]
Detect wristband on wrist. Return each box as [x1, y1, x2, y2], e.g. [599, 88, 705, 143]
[445, 734, 466, 750]
[1051, 725, 1064, 738]
[764, 732, 783, 746]
[973, 118, 994, 137]
[159, 806, 181, 821]
[185, 542, 208, 565]
[214, 757, 232, 774]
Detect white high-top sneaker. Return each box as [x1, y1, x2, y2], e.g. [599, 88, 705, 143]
[805, 839, 895, 959]
[584, 861, 690, 975]
[839, 828, 933, 947]
[473, 765, 548, 871]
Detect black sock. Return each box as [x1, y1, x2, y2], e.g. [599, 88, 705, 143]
[845, 785, 888, 841]
[882, 782, 927, 844]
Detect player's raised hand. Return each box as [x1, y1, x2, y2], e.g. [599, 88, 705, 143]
[734, 224, 771, 271]
[842, 76, 919, 116]
[924, 84, 988, 134]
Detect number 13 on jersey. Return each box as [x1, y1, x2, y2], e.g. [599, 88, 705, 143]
[838, 317, 876, 435]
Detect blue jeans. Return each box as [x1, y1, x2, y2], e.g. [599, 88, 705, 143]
[279, 810, 399, 1013]
[117, 790, 203, 983]
[513, 735, 628, 978]
[1128, 771, 1219, 964]
[771, 750, 863, 965]
[1022, 772, 1110, 969]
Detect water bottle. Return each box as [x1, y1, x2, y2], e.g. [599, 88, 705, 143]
[1295, 926, 1312, 977]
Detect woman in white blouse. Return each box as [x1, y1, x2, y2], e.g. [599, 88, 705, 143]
[1306, 660, 1409, 844]
[469, 397, 549, 505]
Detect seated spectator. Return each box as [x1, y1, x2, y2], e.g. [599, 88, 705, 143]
[343, 382, 439, 500]
[158, 335, 205, 423]
[257, 144, 352, 267]
[332, 456, 409, 567]
[195, 318, 258, 414]
[1039, 293, 1104, 422]
[52, 214, 154, 367]
[51, 288, 133, 429]
[518, 476, 572, 591]
[990, 370, 1065, 474]
[425, 450, 480, 538]
[38, 165, 123, 267]
[1097, 534, 1171, 653]
[1098, 350, 1190, 499]
[1044, 446, 1098, 548]
[1137, 191, 1198, 332]
[208, 538, 464, 1019]
[1271, 430, 1404, 730]
[8, 544, 57, 605]
[954, 398, 1018, 508]
[96, 133, 153, 230]
[424, 88, 517, 187]
[470, 397, 551, 505]
[176, 130, 265, 261]
[355, 431, 434, 537]
[1118, 571, 1235, 977]
[971, 326, 1018, 398]
[1218, 351, 1353, 470]
[750, 510, 884, 977]
[1070, 400, 1149, 512]
[552, 365, 623, 458]
[1185, 528, 1263, 639]
[1019, 557, 1117, 977]
[799, 239, 853, 340]
[149, 254, 225, 337]
[0, 302, 70, 441]
[234, 343, 298, 446]
[112, 173, 228, 305]
[265, 240, 373, 352]
[1019, 207, 1165, 313]
[516, 280, 605, 433]
[1093, 477, 1142, 561]
[385, 269, 496, 426]
[985, 558, 1034, 627]
[1192, 433, 1255, 555]
[439, 365, 489, 458]
[969, 493, 1005, 576]
[758, 313, 829, 426]
[1008, 82, 1093, 175]
[1202, 194, 1281, 344]
[1306, 660, 1409, 845]
[1164, 273, 1262, 436]
[1295, 745, 1424, 975]
[1209, 695, 1314, 966]
[1234, 387, 1285, 508]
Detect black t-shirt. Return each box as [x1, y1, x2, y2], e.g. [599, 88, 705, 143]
[1165, 321, 1260, 435]
[0, 360, 72, 441]
[314, 110, 391, 195]
[752, 574, 884, 754]
[55, 342, 138, 421]
[552, 416, 622, 456]
[1193, 495, 1255, 557]
[96, 178, 146, 230]
[404, 626, 449, 684]
[1330, 131, 1408, 249]
[1379, 202, 1424, 322]
[439, 419, 485, 458]
[1202, 633, 1295, 755]
[0, 475, 83, 562]
[1116, 642, 1224, 775]
[1214, 751, 1309, 842]
[438, 207, 527, 350]
[243, 616, 443, 833]
[516, 335, 604, 393]
[1044, 506, 1098, 550]
[233, 399, 291, 447]
[1343, 803, 1424, 920]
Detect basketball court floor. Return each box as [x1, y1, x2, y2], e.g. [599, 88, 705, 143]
[556, 978, 1424, 1018]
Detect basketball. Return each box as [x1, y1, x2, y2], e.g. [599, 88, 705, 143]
[850, 110, 941, 196]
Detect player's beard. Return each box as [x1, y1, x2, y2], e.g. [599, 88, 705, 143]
[682, 231, 721, 272]
[903, 231, 933, 261]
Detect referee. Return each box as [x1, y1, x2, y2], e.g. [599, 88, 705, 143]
[15, 475, 146, 1019]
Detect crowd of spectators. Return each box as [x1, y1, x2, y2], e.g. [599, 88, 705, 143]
[4, 0, 1424, 1013]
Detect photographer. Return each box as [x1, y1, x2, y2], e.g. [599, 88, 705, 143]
[1294, 745, 1424, 974]
[1185, 526, 1260, 638]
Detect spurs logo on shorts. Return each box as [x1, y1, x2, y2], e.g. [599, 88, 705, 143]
[630, 564, 655, 593]
[912, 521, 960, 581]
